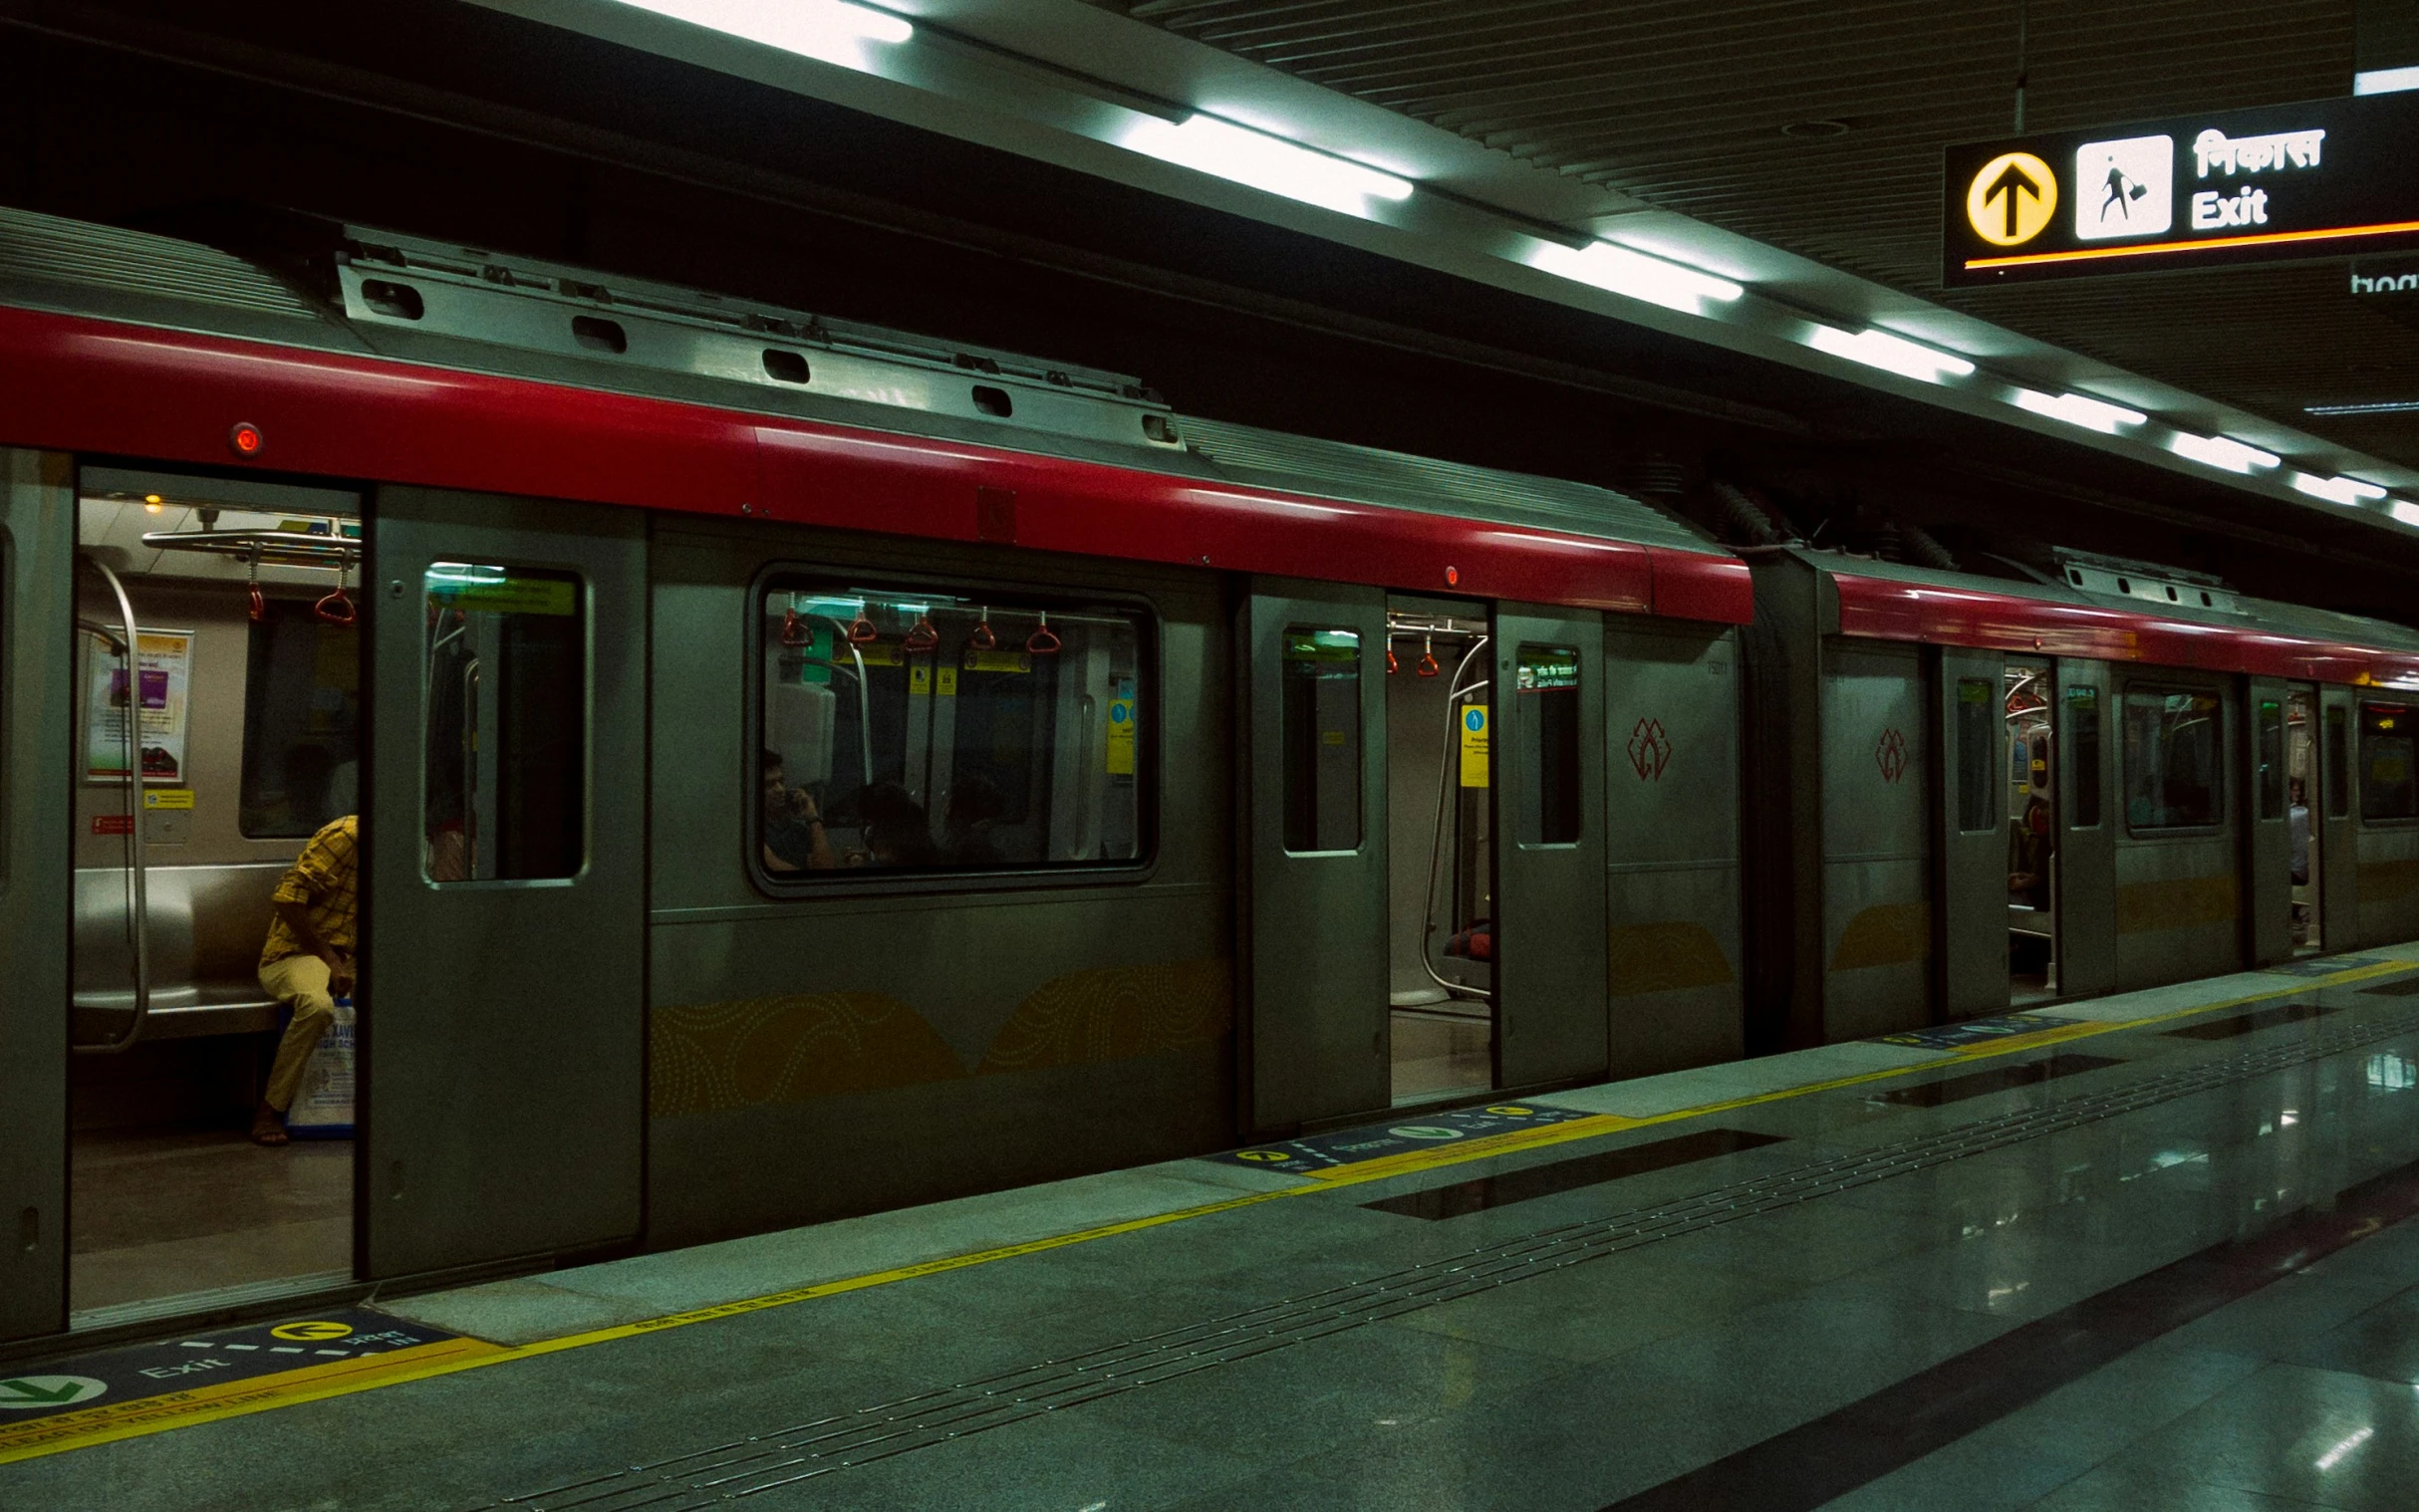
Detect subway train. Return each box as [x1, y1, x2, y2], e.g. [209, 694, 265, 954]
[0, 203, 2415, 1345]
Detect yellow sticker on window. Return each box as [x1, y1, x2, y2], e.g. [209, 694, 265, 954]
[1106, 697, 1136, 775]
[938, 666, 958, 696]
[141, 788, 195, 811]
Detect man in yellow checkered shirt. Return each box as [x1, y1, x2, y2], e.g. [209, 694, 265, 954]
[252, 815, 357, 1145]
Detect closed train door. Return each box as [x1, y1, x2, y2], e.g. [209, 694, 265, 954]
[1494, 605, 1609, 1089]
[365, 488, 646, 1276]
[1937, 646, 2010, 1019]
[0, 449, 73, 1339]
[1244, 579, 1388, 1132]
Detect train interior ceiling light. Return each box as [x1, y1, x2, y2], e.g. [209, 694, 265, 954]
[1523, 240, 1746, 316]
[1801, 326, 1977, 383]
[2012, 389, 2149, 435]
[612, 0, 912, 69]
[1116, 113, 1416, 217]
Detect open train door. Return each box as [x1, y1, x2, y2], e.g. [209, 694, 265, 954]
[365, 488, 647, 1277]
[0, 450, 73, 1338]
[1936, 646, 2011, 1019]
[1244, 580, 1388, 1132]
[1494, 605, 1609, 1089]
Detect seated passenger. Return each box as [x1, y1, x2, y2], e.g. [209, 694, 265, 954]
[855, 781, 940, 868]
[251, 815, 358, 1146]
[943, 775, 1007, 866]
[760, 751, 835, 873]
[2008, 795, 2053, 908]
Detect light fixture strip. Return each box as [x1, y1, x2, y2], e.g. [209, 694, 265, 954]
[1118, 113, 1414, 217]
[2169, 431, 2282, 474]
[1525, 240, 1744, 315]
[1802, 325, 1977, 382]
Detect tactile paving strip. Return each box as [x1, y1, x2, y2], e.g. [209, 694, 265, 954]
[489, 1004, 2419, 1510]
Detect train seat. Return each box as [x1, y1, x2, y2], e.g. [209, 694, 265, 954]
[71, 862, 288, 1042]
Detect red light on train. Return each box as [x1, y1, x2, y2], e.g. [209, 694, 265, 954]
[228, 421, 265, 457]
[1445, 565, 1459, 586]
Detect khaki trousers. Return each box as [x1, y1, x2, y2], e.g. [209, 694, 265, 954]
[259, 953, 339, 1113]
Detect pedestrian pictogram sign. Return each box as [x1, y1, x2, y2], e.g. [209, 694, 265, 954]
[1965, 152, 2058, 246]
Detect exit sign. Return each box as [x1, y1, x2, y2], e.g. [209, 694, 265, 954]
[1945, 90, 2419, 284]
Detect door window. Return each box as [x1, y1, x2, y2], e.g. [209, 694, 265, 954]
[2256, 698, 2285, 821]
[1281, 627, 1361, 854]
[2327, 704, 2350, 820]
[420, 563, 586, 882]
[2065, 684, 2102, 829]
[1955, 677, 1996, 832]
[1515, 644, 1581, 846]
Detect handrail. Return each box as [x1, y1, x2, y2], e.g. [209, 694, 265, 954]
[1420, 636, 1493, 1003]
[75, 556, 150, 1055]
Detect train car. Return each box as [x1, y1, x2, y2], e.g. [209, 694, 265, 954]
[1744, 549, 2419, 1048]
[0, 206, 1751, 1342]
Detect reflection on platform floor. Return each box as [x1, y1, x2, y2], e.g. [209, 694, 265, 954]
[9, 952, 2419, 1510]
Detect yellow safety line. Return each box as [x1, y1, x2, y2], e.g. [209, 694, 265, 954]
[3, 955, 2408, 1467]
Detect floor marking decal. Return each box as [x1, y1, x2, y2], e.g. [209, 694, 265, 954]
[3, 955, 2411, 1468]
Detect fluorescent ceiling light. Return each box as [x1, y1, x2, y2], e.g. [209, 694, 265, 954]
[610, 0, 912, 69]
[1525, 240, 1744, 315]
[2012, 388, 2148, 434]
[1118, 114, 1414, 217]
[2290, 473, 2389, 506]
[1802, 325, 1976, 382]
[2168, 431, 2281, 473]
[2392, 499, 2419, 528]
[2355, 65, 2419, 96]
[2306, 399, 2419, 416]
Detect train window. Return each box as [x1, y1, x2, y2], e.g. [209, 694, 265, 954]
[2257, 699, 2285, 821]
[757, 581, 1147, 875]
[2065, 685, 2102, 829]
[238, 601, 361, 838]
[2327, 704, 2351, 820]
[420, 563, 586, 882]
[2122, 686, 2224, 831]
[2361, 702, 2418, 822]
[1280, 627, 1361, 854]
[1955, 678, 1995, 832]
[1515, 644, 1582, 845]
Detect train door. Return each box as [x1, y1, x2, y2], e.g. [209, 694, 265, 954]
[364, 488, 645, 1277]
[0, 449, 73, 1340]
[2004, 657, 2057, 1003]
[1493, 605, 1609, 1090]
[1245, 581, 1388, 1131]
[1937, 646, 2010, 1019]
[2286, 685, 2322, 953]
[2055, 660, 2118, 999]
[2317, 684, 2361, 947]
[2245, 677, 2292, 967]
[1382, 600, 1494, 1107]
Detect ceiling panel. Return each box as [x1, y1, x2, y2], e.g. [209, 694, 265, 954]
[1110, 0, 2419, 465]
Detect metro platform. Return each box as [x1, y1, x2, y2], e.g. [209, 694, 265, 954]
[8, 955, 2419, 1509]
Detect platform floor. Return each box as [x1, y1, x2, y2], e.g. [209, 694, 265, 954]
[9, 948, 2419, 1509]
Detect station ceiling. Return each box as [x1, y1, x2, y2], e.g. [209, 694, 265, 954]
[1104, 0, 2419, 469]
